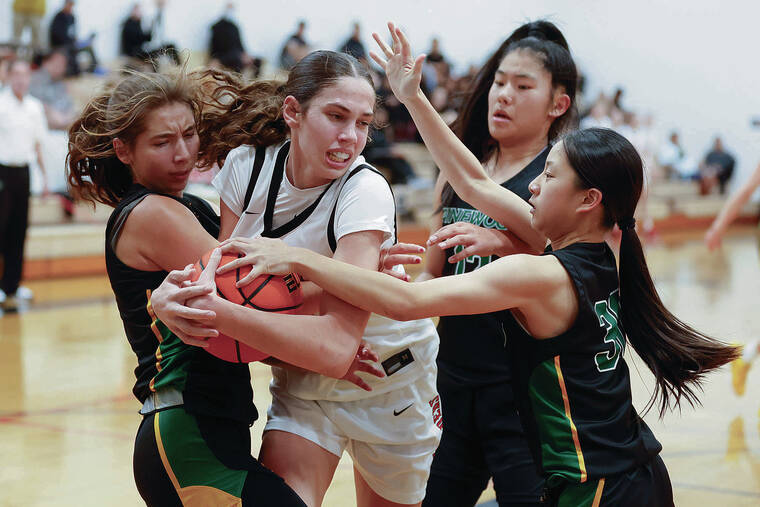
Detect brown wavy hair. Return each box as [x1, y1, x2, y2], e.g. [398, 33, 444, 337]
[67, 70, 202, 207]
[198, 49, 374, 168]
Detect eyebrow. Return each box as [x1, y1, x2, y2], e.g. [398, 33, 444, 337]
[149, 125, 195, 139]
[325, 102, 374, 117]
[495, 70, 537, 80]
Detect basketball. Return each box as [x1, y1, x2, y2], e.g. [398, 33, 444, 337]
[190, 248, 303, 363]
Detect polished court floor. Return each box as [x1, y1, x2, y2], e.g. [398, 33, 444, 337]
[1, 228, 759, 506]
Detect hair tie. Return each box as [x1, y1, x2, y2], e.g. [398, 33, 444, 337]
[618, 217, 636, 231]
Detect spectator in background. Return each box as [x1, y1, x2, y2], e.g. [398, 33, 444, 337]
[209, 2, 261, 76]
[339, 22, 366, 65]
[49, 0, 101, 75]
[657, 131, 698, 180]
[279, 20, 310, 70]
[12, 0, 46, 55]
[121, 1, 180, 71]
[699, 136, 735, 194]
[29, 49, 74, 130]
[0, 60, 49, 311]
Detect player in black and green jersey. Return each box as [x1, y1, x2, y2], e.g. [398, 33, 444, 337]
[214, 27, 740, 505]
[396, 20, 576, 506]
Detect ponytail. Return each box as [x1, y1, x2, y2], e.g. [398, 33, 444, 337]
[197, 69, 288, 168]
[563, 128, 740, 417]
[618, 226, 739, 416]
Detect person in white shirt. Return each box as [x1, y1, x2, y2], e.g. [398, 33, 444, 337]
[0, 60, 48, 311]
[151, 51, 441, 507]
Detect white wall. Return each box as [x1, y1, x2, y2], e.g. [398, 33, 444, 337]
[3, 0, 759, 188]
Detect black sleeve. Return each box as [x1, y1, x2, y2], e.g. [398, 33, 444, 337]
[49, 13, 72, 47]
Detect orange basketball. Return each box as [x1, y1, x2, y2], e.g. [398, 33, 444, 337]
[191, 248, 303, 363]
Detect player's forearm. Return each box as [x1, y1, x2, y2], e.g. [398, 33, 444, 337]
[402, 91, 544, 250]
[292, 249, 431, 321]
[211, 297, 359, 378]
[710, 183, 755, 233]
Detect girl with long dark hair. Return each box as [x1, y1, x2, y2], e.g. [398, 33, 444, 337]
[201, 26, 739, 506]
[383, 19, 577, 506]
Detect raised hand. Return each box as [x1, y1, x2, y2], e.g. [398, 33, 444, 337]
[218, 237, 301, 287]
[370, 22, 426, 105]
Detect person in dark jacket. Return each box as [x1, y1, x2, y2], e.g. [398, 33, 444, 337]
[49, 0, 100, 75]
[209, 2, 260, 76]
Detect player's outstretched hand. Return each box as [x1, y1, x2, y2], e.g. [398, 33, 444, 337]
[428, 222, 538, 263]
[219, 237, 302, 287]
[150, 248, 222, 347]
[341, 342, 385, 391]
[370, 22, 426, 105]
[379, 242, 425, 281]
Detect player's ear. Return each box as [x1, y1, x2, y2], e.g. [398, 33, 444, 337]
[113, 138, 132, 165]
[282, 96, 302, 128]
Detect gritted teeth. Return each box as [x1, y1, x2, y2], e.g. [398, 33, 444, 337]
[327, 151, 351, 162]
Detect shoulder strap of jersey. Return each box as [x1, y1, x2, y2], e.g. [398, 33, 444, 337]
[241, 145, 267, 212]
[327, 164, 397, 253]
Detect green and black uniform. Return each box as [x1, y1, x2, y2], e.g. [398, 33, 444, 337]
[424, 148, 547, 506]
[501, 242, 673, 506]
[106, 184, 304, 506]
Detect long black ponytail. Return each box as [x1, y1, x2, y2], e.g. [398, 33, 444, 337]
[563, 128, 740, 417]
[439, 20, 578, 210]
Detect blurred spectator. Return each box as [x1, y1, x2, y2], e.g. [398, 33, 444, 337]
[12, 0, 46, 55]
[363, 108, 420, 186]
[657, 131, 698, 180]
[0, 60, 49, 310]
[121, 1, 180, 71]
[279, 20, 310, 70]
[28, 49, 74, 129]
[49, 0, 101, 75]
[339, 22, 366, 65]
[699, 136, 735, 195]
[426, 37, 451, 82]
[209, 2, 261, 76]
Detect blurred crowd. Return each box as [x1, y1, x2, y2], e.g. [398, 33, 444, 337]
[1, 0, 741, 201]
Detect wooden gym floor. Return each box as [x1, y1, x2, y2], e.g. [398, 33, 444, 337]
[1, 227, 759, 506]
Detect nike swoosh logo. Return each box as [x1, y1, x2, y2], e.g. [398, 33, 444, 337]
[244, 211, 262, 215]
[393, 403, 413, 416]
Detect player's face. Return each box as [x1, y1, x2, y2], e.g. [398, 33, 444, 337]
[124, 102, 199, 196]
[487, 50, 556, 145]
[290, 76, 375, 187]
[527, 142, 588, 237]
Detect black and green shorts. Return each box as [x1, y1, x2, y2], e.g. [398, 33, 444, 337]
[133, 406, 304, 506]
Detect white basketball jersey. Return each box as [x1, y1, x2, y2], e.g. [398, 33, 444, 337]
[213, 142, 439, 401]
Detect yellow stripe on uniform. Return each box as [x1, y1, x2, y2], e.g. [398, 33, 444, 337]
[146, 289, 158, 320]
[554, 356, 588, 483]
[154, 411, 182, 492]
[153, 412, 243, 506]
[592, 477, 606, 507]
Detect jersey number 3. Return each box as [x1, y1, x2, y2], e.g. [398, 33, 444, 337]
[593, 289, 625, 372]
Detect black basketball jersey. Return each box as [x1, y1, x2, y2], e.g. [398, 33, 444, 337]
[437, 147, 548, 384]
[501, 242, 662, 488]
[105, 184, 256, 424]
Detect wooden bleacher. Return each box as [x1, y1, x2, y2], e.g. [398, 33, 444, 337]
[22, 147, 758, 280]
